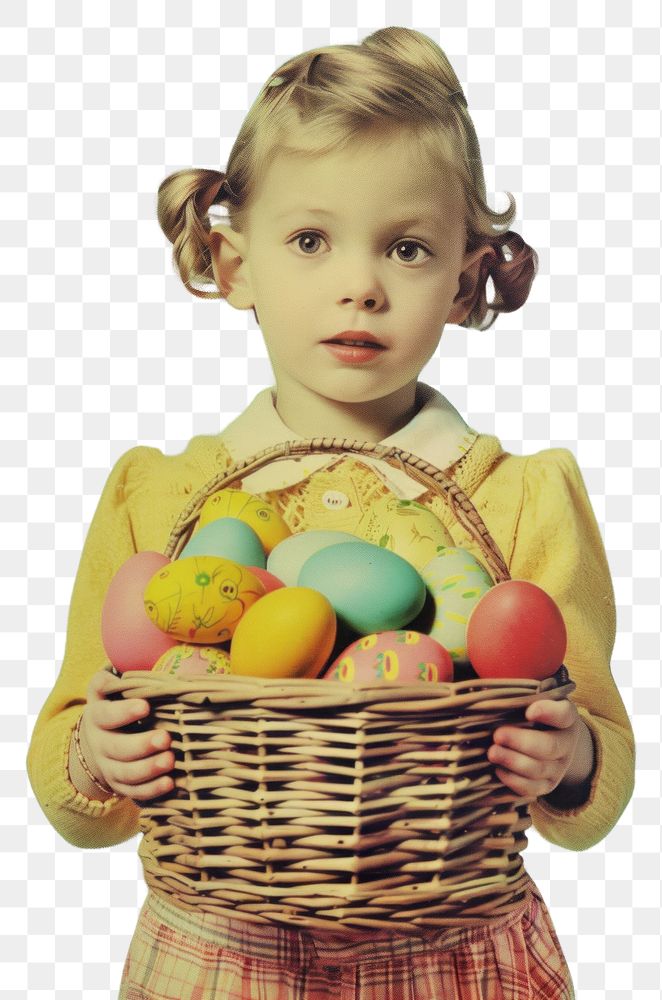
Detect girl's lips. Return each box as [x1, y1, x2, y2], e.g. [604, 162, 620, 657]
[322, 342, 386, 363]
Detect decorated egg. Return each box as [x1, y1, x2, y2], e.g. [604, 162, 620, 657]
[101, 551, 177, 672]
[324, 630, 454, 684]
[246, 566, 286, 593]
[230, 587, 336, 679]
[267, 529, 358, 587]
[151, 643, 232, 677]
[180, 517, 266, 568]
[410, 548, 494, 664]
[144, 555, 265, 644]
[298, 540, 426, 634]
[354, 495, 454, 569]
[467, 579, 567, 680]
[197, 489, 290, 554]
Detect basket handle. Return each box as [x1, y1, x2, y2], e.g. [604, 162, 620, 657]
[165, 439, 510, 583]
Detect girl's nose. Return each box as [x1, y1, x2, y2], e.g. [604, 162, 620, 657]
[339, 269, 385, 310]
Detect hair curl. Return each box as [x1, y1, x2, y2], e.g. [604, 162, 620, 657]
[157, 26, 538, 331]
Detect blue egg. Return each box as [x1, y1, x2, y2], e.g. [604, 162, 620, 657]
[267, 530, 358, 587]
[180, 517, 266, 568]
[298, 541, 426, 634]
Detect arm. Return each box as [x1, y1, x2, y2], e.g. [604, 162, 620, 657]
[26, 447, 158, 848]
[508, 448, 635, 850]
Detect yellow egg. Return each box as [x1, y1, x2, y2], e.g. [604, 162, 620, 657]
[230, 587, 336, 679]
[197, 489, 291, 554]
[353, 495, 454, 570]
[144, 556, 265, 644]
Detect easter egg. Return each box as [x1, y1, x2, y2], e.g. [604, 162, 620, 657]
[466, 580, 567, 680]
[144, 556, 265, 644]
[298, 540, 426, 634]
[411, 548, 494, 664]
[324, 630, 454, 684]
[197, 490, 291, 554]
[151, 643, 232, 677]
[101, 551, 177, 672]
[267, 529, 358, 587]
[354, 495, 454, 569]
[246, 566, 286, 593]
[180, 517, 266, 568]
[230, 587, 336, 679]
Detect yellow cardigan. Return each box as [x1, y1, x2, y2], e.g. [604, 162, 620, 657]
[27, 424, 635, 855]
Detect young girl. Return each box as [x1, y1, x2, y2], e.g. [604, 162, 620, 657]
[27, 26, 634, 999]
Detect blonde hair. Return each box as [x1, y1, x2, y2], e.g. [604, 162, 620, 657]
[158, 26, 538, 331]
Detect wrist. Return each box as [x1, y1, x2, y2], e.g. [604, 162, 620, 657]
[560, 718, 595, 789]
[542, 719, 595, 808]
[68, 715, 115, 801]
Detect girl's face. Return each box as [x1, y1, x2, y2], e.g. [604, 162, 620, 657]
[216, 133, 490, 434]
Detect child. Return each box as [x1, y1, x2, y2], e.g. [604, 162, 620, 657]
[27, 26, 634, 999]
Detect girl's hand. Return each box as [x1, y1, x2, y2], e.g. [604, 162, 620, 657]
[76, 668, 175, 802]
[487, 698, 587, 799]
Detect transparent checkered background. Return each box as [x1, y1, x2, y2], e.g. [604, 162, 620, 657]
[3, 2, 660, 997]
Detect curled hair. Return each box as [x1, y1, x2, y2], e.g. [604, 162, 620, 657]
[157, 26, 538, 328]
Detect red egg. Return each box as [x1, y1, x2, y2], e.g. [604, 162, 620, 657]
[101, 551, 177, 672]
[466, 580, 567, 680]
[246, 565, 286, 594]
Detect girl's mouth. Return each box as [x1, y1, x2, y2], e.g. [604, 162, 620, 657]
[322, 341, 386, 363]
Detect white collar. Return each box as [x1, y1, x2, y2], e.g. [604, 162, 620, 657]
[219, 382, 477, 499]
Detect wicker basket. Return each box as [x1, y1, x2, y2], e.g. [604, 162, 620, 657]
[105, 439, 575, 935]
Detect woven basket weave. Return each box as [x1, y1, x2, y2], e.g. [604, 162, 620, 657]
[105, 439, 575, 935]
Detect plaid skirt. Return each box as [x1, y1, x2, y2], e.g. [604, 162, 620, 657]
[119, 874, 574, 1000]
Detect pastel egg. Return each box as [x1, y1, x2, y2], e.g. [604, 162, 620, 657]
[246, 566, 286, 593]
[415, 548, 494, 664]
[144, 556, 265, 644]
[230, 587, 336, 679]
[151, 643, 232, 677]
[324, 630, 454, 684]
[354, 495, 454, 569]
[180, 517, 266, 568]
[197, 489, 291, 554]
[298, 541, 426, 634]
[101, 551, 178, 672]
[267, 529, 358, 588]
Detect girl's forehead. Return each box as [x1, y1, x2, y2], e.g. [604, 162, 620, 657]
[251, 142, 464, 227]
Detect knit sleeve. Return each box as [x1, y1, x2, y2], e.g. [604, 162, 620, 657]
[26, 446, 162, 849]
[509, 448, 635, 851]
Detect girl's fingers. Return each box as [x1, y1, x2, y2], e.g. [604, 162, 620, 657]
[104, 750, 175, 802]
[86, 669, 151, 727]
[492, 766, 553, 799]
[105, 750, 174, 788]
[526, 697, 577, 728]
[488, 743, 560, 782]
[493, 724, 565, 761]
[90, 697, 150, 732]
[102, 728, 171, 763]
[107, 772, 175, 803]
[86, 668, 120, 700]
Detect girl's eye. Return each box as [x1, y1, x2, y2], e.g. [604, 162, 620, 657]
[288, 232, 432, 264]
[390, 240, 431, 264]
[290, 231, 322, 257]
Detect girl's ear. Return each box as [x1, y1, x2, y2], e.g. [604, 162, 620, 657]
[208, 224, 254, 309]
[447, 244, 497, 325]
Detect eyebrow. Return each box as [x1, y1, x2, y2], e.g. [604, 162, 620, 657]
[275, 207, 446, 229]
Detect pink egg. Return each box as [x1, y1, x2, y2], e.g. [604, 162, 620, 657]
[101, 551, 177, 672]
[246, 565, 286, 593]
[323, 629, 454, 684]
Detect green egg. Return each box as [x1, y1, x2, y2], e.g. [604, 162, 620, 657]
[420, 548, 494, 663]
[298, 540, 426, 634]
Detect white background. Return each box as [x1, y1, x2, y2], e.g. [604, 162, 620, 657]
[4, 2, 661, 996]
